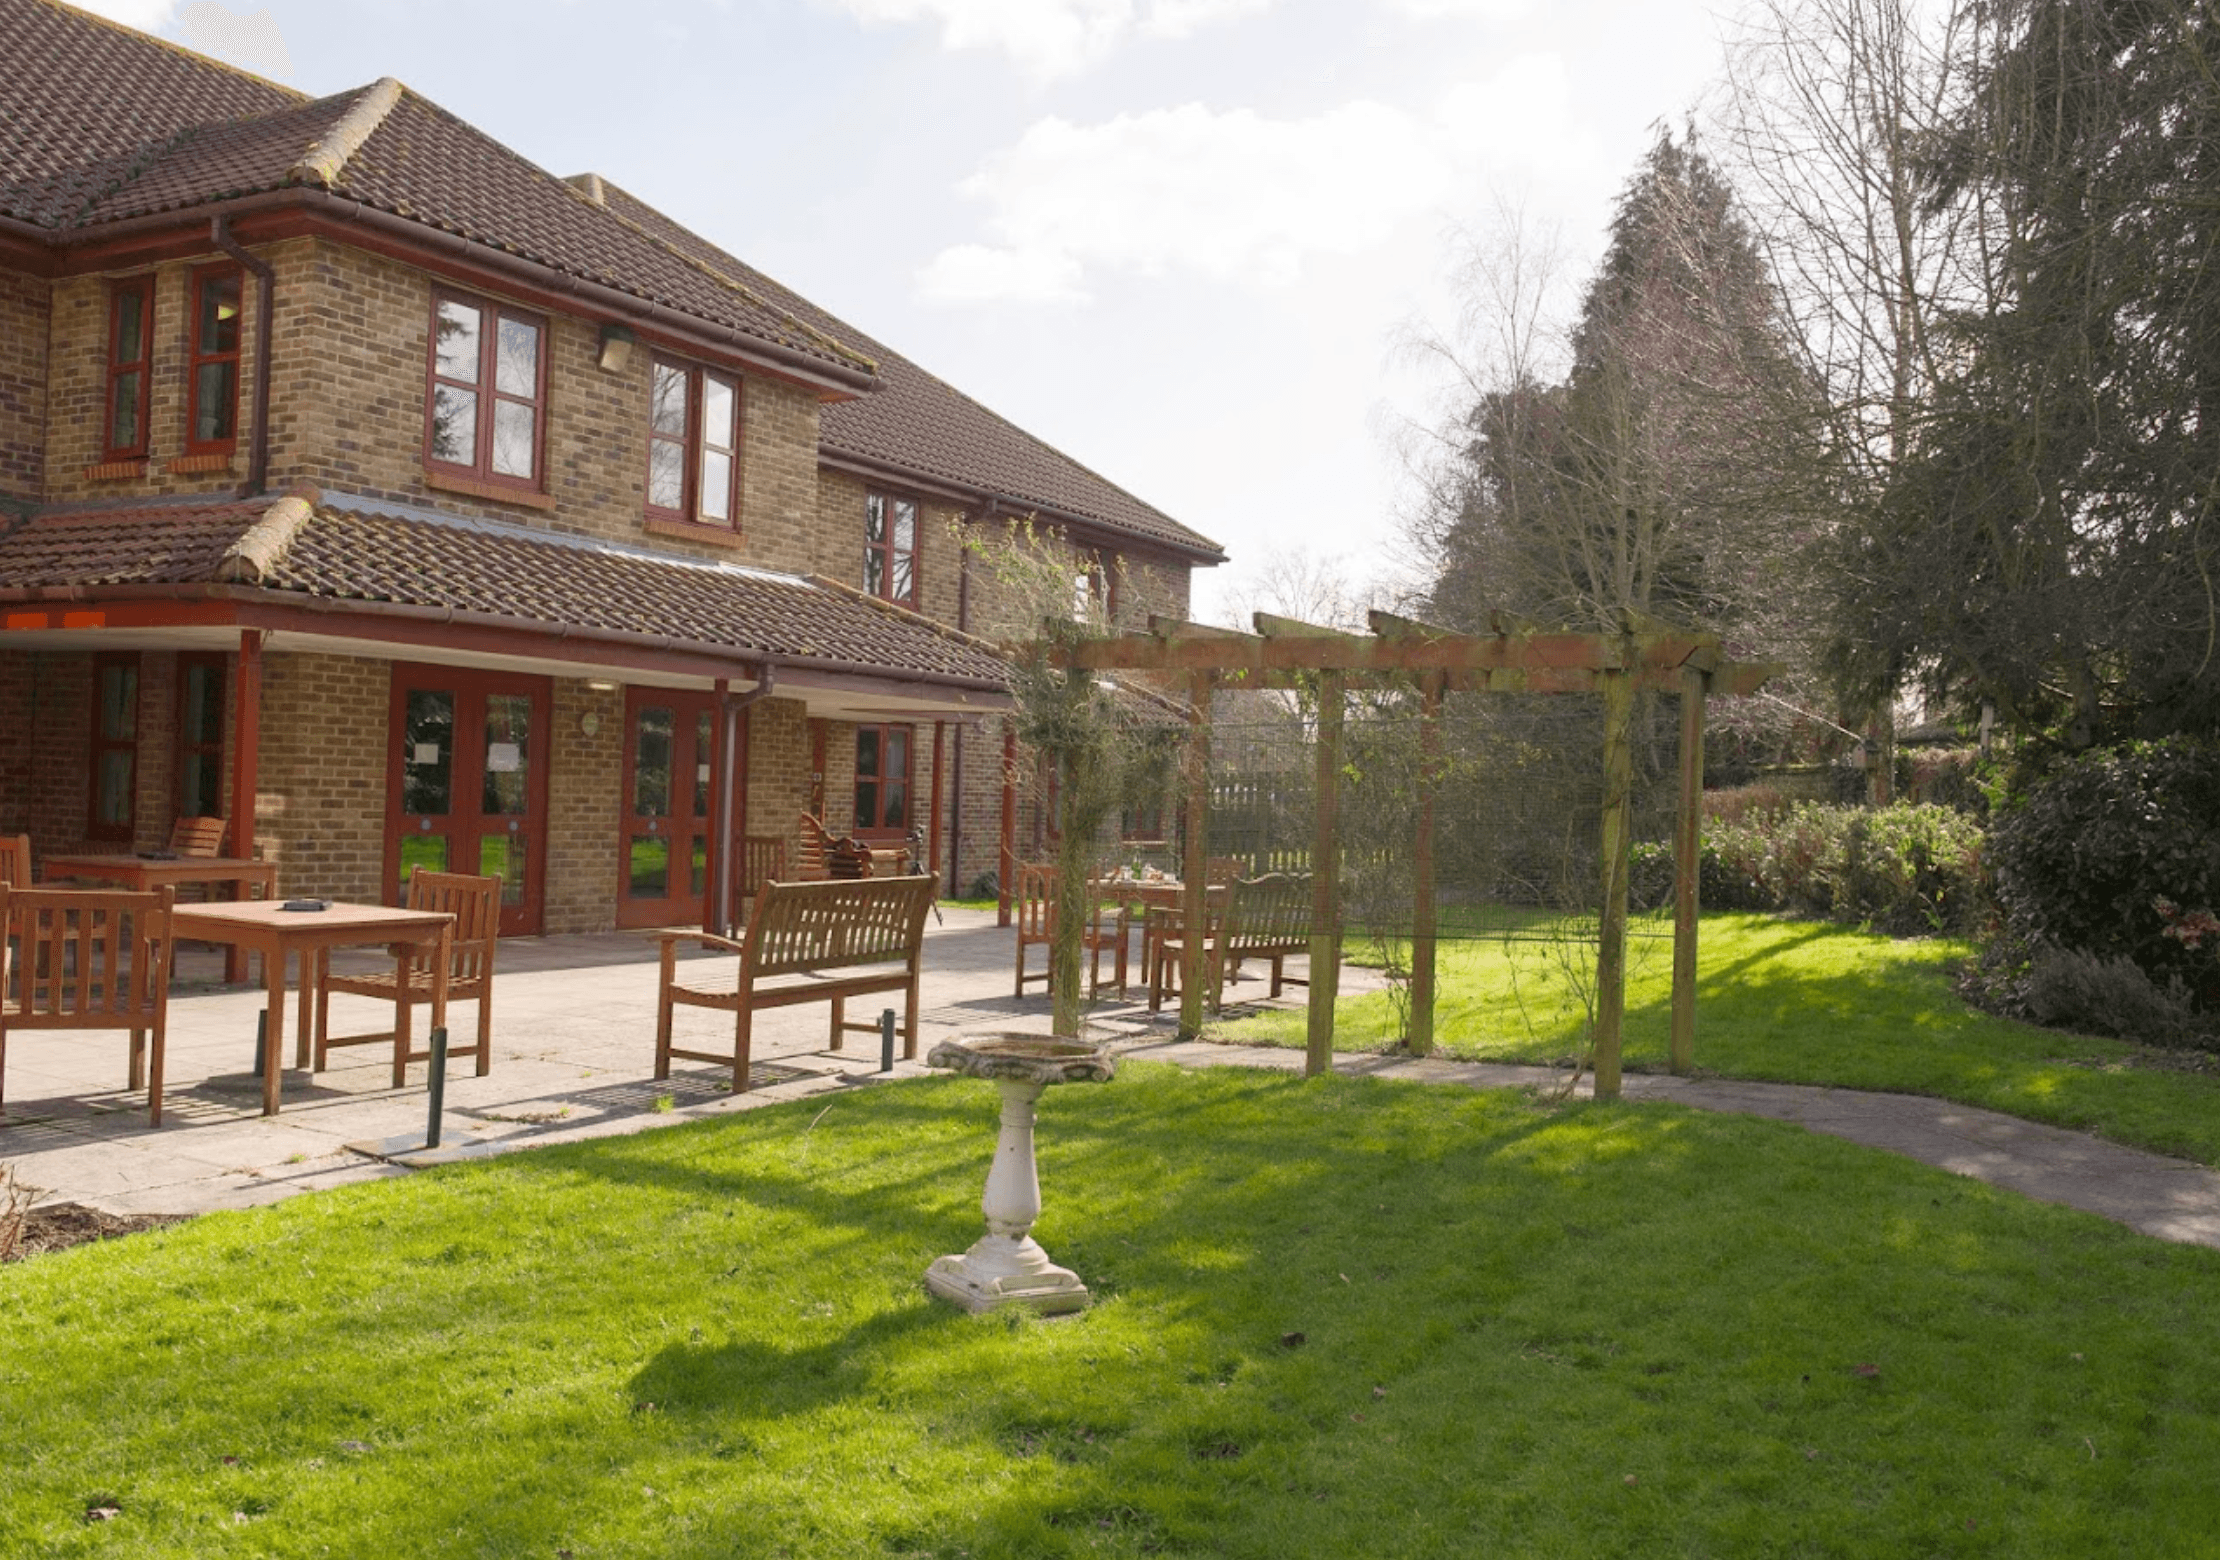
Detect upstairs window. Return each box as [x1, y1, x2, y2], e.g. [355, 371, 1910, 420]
[185, 264, 243, 456]
[646, 358, 741, 529]
[1073, 552, 1116, 624]
[426, 292, 544, 488]
[103, 276, 154, 462]
[864, 492, 918, 607]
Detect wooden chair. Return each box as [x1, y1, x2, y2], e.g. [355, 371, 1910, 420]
[0, 883, 175, 1125]
[169, 816, 226, 857]
[656, 875, 936, 1093]
[1219, 872, 1313, 1001]
[1146, 900, 1227, 1015]
[0, 835, 30, 886]
[313, 870, 498, 1084]
[1013, 862, 1128, 1000]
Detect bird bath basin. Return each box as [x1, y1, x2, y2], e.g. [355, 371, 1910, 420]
[924, 1034, 1115, 1315]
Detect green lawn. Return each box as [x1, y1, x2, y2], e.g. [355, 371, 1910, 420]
[9, 1065, 2220, 1557]
[1210, 912, 2220, 1166]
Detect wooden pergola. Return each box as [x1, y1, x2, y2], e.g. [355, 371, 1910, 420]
[1057, 610, 1777, 1099]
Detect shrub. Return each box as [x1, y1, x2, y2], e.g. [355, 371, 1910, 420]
[1988, 738, 2220, 1006]
[1839, 804, 1988, 936]
[2019, 944, 2205, 1049]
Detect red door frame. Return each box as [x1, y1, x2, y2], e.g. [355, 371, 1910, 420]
[616, 686, 725, 930]
[383, 663, 551, 936]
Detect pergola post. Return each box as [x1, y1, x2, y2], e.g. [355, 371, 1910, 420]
[1408, 671, 1443, 1057]
[1179, 670, 1214, 1041]
[1594, 662, 1634, 1101]
[1670, 666, 1707, 1074]
[227, 628, 263, 983]
[1305, 671, 1344, 1077]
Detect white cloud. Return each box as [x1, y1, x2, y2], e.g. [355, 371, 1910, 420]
[68, 0, 179, 30]
[817, 0, 1271, 79]
[1382, 0, 1542, 19]
[917, 244, 1089, 305]
[919, 61, 1581, 304]
[177, 3, 293, 79]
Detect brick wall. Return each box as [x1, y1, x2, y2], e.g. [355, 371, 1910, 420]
[544, 678, 623, 933]
[812, 469, 966, 620]
[44, 256, 264, 504]
[0, 267, 48, 502]
[256, 650, 387, 900]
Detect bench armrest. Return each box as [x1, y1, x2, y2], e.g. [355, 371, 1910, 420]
[654, 929, 750, 957]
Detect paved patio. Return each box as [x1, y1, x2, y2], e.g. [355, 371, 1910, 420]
[0, 906, 1314, 1217]
[9, 909, 2220, 1254]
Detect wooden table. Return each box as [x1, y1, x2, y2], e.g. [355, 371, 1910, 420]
[43, 853, 278, 982]
[169, 900, 453, 1117]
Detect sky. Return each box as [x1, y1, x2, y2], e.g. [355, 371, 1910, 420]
[82, 0, 1738, 623]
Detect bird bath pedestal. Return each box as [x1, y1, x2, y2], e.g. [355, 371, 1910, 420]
[925, 1035, 1114, 1316]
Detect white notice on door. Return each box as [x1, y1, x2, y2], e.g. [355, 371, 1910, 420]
[411, 743, 441, 766]
[487, 742, 522, 773]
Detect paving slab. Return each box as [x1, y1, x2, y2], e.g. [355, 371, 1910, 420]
[10, 909, 2220, 1252]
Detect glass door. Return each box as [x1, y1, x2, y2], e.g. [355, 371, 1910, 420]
[385, 666, 550, 936]
[618, 689, 722, 929]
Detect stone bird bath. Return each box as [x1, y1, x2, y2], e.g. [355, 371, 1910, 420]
[924, 1034, 1114, 1315]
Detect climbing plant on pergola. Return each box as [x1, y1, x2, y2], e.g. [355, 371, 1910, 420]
[1052, 609, 1777, 1099]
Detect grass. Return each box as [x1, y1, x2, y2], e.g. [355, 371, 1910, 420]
[1209, 911, 2220, 1166]
[9, 1064, 2220, 1557]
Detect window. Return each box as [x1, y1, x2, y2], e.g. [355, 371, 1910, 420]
[185, 264, 243, 455]
[89, 653, 140, 841]
[1121, 803, 1166, 842]
[1074, 552, 1116, 623]
[426, 292, 545, 487]
[646, 358, 741, 528]
[864, 492, 918, 606]
[176, 652, 226, 819]
[103, 276, 154, 461]
[853, 723, 913, 835]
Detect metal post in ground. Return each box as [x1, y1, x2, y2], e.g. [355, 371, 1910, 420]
[424, 1027, 449, 1150]
[879, 1008, 896, 1073]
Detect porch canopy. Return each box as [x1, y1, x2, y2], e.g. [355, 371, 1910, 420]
[0, 487, 1012, 930]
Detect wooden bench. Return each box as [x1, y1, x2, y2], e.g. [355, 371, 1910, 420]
[1220, 872, 1313, 1002]
[655, 874, 937, 1092]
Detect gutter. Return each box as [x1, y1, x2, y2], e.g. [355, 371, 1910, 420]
[209, 217, 274, 497]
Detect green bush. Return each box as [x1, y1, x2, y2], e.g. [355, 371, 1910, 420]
[2020, 944, 2206, 1049]
[1988, 738, 2220, 1006]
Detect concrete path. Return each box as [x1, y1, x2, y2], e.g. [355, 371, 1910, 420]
[7, 908, 2220, 1252]
[1122, 1041, 2220, 1250]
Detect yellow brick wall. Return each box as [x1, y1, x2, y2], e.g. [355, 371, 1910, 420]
[255, 650, 387, 900]
[0, 266, 47, 502]
[545, 678, 624, 933]
[43, 255, 264, 503]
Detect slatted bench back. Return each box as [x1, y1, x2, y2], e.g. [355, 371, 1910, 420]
[1224, 872, 1312, 958]
[741, 875, 936, 980]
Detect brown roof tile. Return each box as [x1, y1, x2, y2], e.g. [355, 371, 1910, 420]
[0, 495, 1012, 686]
[0, 0, 298, 229]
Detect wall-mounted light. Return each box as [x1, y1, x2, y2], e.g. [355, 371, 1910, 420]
[596, 322, 636, 374]
[585, 678, 620, 692]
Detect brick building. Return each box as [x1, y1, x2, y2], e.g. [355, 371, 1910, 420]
[0, 0, 1224, 935]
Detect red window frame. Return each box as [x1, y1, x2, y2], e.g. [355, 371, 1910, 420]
[864, 491, 920, 608]
[184, 263, 244, 456]
[423, 289, 547, 489]
[102, 276, 155, 462]
[644, 356, 743, 530]
[176, 651, 227, 819]
[88, 652, 141, 842]
[853, 723, 914, 837]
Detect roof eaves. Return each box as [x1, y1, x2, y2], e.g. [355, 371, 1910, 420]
[805, 571, 1013, 666]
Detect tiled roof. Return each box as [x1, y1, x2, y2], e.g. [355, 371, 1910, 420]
[0, 495, 1012, 687]
[594, 181, 1227, 563]
[0, 5, 873, 379]
[0, 0, 298, 229]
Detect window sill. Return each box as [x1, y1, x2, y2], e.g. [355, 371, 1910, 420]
[425, 468, 556, 511]
[645, 515, 744, 548]
[166, 451, 235, 475]
[82, 459, 147, 482]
